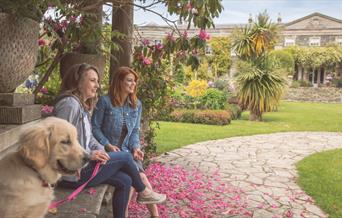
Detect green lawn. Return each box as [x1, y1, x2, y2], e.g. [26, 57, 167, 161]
[155, 101, 342, 154]
[296, 149, 342, 218]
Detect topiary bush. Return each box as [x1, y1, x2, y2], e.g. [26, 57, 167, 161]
[169, 109, 231, 125]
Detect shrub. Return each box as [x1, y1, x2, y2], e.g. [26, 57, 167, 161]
[186, 80, 208, 98]
[170, 109, 231, 125]
[226, 104, 242, 119]
[199, 88, 228, 110]
[290, 80, 301, 88]
[332, 78, 342, 88]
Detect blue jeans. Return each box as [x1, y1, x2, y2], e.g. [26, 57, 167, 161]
[59, 151, 145, 218]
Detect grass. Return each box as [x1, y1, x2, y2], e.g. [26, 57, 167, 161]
[296, 149, 342, 218]
[155, 101, 342, 154]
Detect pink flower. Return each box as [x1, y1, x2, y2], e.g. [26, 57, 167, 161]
[166, 33, 175, 42]
[143, 57, 152, 65]
[183, 31, 188, 39]
[155, 43, 164, 51]
[199, 29, 210, 41]
[284, 210, 294, 218]
[87, 188, 97, 196]
[38, 39, 47, 46]
[186, 2, 192, 10]
[142, 38, 150, 46]
[41, 105, 54, 114]
[39, 87, 48, 94]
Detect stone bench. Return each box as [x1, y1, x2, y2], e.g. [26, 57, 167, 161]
[45, 185, 111, 218]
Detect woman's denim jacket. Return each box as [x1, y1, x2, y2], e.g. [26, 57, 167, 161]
[91, 95, 142, 152]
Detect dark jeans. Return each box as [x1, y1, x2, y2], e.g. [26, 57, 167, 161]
[59, 151, 145, 218]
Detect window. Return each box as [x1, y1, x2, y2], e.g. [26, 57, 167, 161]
[309, 37, 320, 46]
[336, 37, 342, 46]
[284, 37, 295, 47]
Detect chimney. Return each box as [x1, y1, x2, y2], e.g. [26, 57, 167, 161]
[277, 13, 282, 23]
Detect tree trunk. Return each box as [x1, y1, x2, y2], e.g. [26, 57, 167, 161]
[109, 0, 133, 82]
[249, 110, 262, 121]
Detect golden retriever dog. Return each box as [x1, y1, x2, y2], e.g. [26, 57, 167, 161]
[0, 117, 90, 218]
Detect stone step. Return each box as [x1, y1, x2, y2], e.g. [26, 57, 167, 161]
[0, 104, 41, 124]
[0, 93, 35, 106]
[45, 184, 110, 218]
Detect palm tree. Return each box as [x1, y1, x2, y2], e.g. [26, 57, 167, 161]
[232, 11, 285, 121]
[236, 60, 285, 121]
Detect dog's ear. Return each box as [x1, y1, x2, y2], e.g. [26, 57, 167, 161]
[18, 124, 51, 169]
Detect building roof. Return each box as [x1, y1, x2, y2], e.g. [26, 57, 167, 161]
[284, 12, 342, 27]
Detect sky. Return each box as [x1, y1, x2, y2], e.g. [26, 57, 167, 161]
[132, 0, 342, 25]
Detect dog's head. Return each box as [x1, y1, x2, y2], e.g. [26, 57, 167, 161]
[18, 117, 89, 176]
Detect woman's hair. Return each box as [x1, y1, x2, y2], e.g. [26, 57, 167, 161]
[109, 66, 138, 108]
[59, 63, 100, 111]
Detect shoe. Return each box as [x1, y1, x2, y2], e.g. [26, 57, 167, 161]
[137, 190, 166, 204]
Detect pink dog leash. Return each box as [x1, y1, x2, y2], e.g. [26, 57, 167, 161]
[49, 162, 101, 209]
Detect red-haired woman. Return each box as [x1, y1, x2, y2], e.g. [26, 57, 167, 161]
[92, 66, 162, 217]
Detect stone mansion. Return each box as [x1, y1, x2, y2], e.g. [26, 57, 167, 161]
[135, 12, 342, 86]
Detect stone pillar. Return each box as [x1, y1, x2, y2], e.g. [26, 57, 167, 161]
[297, 66, 302, 81]
[303, 68, 308, 81]
[0, 93, 41, 124]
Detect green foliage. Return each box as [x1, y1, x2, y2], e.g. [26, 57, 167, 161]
[285, 46, 342, 69]
[199, 88, 228, 110]
[332, 78, 342, 88]
[0, 0, 60, 22]
[164, 0, 223, 29]
[297, 149, 342, 218]
[208, 37, 232, 77]
[290, 80, 313, 88]
[269, 49, 294, 75]
[170, 109, 231, 125]
[226, 104, 242, 119]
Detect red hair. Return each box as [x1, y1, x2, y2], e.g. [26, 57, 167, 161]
[109, 67, 138, 108]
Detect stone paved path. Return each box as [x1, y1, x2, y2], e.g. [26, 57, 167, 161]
[155, 132, 342, 218]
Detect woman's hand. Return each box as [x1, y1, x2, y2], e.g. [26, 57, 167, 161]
[133, 148, 144, 161]
[91, 150, 110, 164]
[105, 144, 121, 152]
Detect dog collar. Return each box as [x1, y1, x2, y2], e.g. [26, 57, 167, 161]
[42, 181, 56, 189]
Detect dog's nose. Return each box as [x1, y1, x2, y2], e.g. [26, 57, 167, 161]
[82, 152, 91, 164]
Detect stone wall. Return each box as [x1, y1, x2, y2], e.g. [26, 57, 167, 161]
[283, 87, 342, 103]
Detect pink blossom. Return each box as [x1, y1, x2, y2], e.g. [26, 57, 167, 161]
[38, 39, 47, 46]
[155, 43, 164, 51]
[87, 188, 97, 196]
[284, 210, 294, 218]
[199, 29, 210, 41]
[142, 38, 150, 46]
[39, 87, 48, 94]
[79, 208, 87, 213]
[143, 57, 152, 65]
[186, 2, 192, 10]
[271, 204, 278, 208]
[166, 33, 175, 42]
[128, 163, 252, 217]
[41, 105, 54, 114]
[183, 31, 188, 39]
